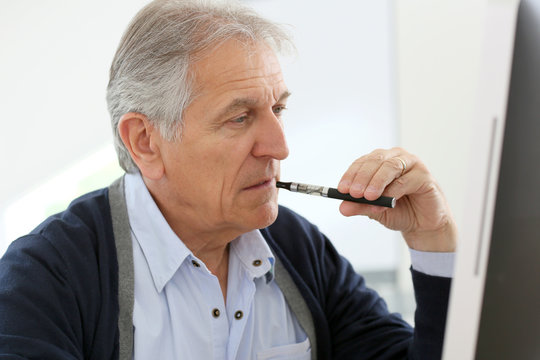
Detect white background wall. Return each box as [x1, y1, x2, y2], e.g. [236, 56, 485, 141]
[395, 0, 486, 235]
[0, 0, 402, 272]
[0, 1, 148, 207]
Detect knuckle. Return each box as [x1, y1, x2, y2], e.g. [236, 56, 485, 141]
[352, 172, 369, 184]
[367, 152, 385, 162]
[352, 158, 363, 166]
[392, 176, 407, 187]
[415, 161, 429, 174]
[385, 158, 403, 172]
[354, 153, 370, 163]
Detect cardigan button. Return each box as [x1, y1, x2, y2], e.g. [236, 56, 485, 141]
[252, 259, 262, 267]
[234, 310, 243, 320]
[212, 308, 220, 318]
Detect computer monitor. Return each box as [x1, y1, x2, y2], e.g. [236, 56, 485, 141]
[443, 0, 540, 358]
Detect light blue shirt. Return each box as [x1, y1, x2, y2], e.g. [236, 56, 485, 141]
[124, 172, 454, 359]
[125, 173, 310, 360]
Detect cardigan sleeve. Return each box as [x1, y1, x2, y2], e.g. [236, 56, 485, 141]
[0, 235, 85, 359]
[324, 244, 451, 359]
[0, 190, 119, 360]
[266, 206, 451, 360]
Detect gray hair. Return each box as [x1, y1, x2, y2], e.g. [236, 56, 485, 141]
[106, 0, 293, 172]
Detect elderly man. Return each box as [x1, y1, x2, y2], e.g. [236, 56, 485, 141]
[0, 0, 456, 359]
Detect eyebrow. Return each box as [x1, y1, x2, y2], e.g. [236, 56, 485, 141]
[217, 90, 292, 119]
[276, 90, 292, 103]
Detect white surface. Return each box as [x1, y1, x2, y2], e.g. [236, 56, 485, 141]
[395, 1, 521, 357]
[0, 0, 148, 207]
[394, 0, 490, 298]
[396, 0, 486, 231]
[442, 1, 520, 359]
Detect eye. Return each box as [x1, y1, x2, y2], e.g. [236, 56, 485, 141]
[230, 115, 247, 124]
[273, 105, 287, 116]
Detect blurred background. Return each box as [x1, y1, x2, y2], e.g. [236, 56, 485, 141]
[0, 0, 486, 323]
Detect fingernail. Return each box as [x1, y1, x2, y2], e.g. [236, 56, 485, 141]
[351, 183, 364, 193]
[338, 180, 350, 190]
[365, 186, 378, 197]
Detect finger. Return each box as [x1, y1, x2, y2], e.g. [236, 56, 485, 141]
[337, 155, 368, 194]
[339, 200, 388, 218]
[347, 148, 402, 198]
[363, 155, 416, 200]
[348, 153, 388, 198]
[338, 149, 392, 196]
[383, 164, 432, 201]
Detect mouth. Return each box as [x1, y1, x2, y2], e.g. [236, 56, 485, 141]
[244, 177, 276, 191]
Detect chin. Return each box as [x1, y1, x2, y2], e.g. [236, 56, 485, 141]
[250, 201, 279, 230]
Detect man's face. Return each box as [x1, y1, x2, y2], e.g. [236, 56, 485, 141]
[157, 39, 290, 238]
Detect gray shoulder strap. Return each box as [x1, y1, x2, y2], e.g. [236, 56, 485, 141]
[108, 176, 134, 360]
[274, 256, 317, 360]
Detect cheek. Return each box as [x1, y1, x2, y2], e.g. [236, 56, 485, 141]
[183, 146, 243, 197]
[210, 140, 254, 174]
[170, 135, 255, 197]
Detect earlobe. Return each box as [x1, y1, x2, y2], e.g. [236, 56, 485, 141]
[118, 113, 165, 180]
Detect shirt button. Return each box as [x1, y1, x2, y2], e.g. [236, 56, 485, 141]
[212, 308, 220, 318]
[252, 259, 262, 267]
[192, 260, 200, 268]
[234, 310, 243, 320]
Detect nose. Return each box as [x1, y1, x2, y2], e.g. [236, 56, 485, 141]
[251, 111, 289, 160]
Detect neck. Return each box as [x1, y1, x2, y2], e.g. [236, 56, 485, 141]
[194, 242, 230, 302]
[144, 177, 235, 301]
[176, 222, 232, 302]
[191, 240, 231, 274]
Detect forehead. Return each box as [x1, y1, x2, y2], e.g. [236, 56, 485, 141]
[191, 39, 286, 101]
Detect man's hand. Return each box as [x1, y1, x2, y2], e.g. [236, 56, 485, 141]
[337, 147, 457, 252]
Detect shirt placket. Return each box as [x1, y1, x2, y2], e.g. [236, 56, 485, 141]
[189, 257, 230, 360]
[226, 273, 256, 360]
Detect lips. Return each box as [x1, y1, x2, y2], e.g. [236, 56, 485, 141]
[244, 177, 276, 190]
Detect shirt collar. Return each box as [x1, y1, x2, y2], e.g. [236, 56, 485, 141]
[230, 230, 275, 284]
[124, 172, 275, 291]
[124, 172, 191, 292]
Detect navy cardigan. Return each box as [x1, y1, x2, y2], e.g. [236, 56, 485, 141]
[0, 187, 450, 359]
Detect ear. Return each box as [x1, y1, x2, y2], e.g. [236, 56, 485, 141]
[118, 112, 165, 180]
